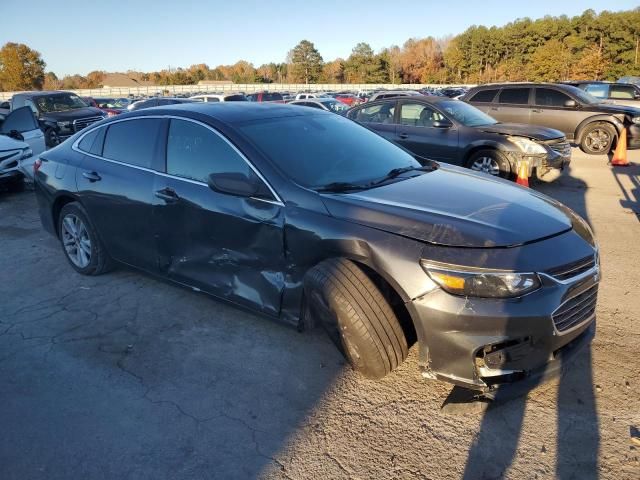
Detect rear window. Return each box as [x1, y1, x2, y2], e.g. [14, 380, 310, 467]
[103, 119, 163, 169]
[498, 88, 530, 105]
[470, 89, 498, 103]
[224, 95, 247, 102]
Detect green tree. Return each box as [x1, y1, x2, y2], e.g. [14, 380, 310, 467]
[289, 40, 323, 84]
[344, 43, 388, 83]
[526, 39, 572, 81]
[0, 42, 46, 91]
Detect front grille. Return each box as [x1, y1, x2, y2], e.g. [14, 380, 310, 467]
[552, 284, 598, 332]
[548, 140, 571, 158]
[546, 255, 596, 281]
[73, 116, 103, 132]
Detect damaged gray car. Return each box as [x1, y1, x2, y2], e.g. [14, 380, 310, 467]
[34, 103, 598, 395]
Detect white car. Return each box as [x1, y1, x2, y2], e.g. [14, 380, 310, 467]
[189, 93, 247, 102]
[294, 92, 331, 100]
[0, 107, 46, 188]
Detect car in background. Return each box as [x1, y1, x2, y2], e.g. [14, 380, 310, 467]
[289, 98, 350, 114]
[9, 91, 106, 147]
[294, 92, 331, 100]
[190, 93, 247, 102]
[562, 81, 640, 107]
[0, 101, 10, 122]
[83, 97, 127, 117]
[619, 76, 640, 86]
[246, 92, 285, 103]
[334, 93, 361, 106]
[0, 106, 46, 189]
[34, 102, 598, 394]
[347, 96, 570, 179]
[127, 97, 197, 111]
[462, 83, 640, 154]
[368, 90, 424, 102]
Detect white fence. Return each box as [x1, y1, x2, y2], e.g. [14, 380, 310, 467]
[0, 83, 475, 100]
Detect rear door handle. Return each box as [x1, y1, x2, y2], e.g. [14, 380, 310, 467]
[154, 187, 179, 203]
[398, 133, 409, 139]
[82, 171, 101, 182]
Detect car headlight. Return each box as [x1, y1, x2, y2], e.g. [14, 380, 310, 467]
[507, 136, 547, 155]
[20, 147, 33, 159]
[57, 121, 71, 128]
[631, 116, 640, 125]
[420, 260, 541, 298]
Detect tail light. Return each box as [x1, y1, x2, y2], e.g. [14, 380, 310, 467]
[33, 158, 42, 174]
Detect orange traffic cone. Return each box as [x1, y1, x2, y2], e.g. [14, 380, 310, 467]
[610, 128, 629, 166]
[516, 159, 530, 187]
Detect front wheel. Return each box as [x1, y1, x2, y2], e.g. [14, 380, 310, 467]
[304, 258, 408, 379]
[58, 202, 112, 275]
[579, 122, 616, 155]
[467, 149, 511, 178]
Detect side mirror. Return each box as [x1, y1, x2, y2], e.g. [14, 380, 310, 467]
[432, 119, 453, 128]
[8, 130, 24, 141]
[207, 172, 270, 199]
[564, 99, 577, 108]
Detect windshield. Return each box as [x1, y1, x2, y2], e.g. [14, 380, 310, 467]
[439, 100, 497, 127]
[33, 93, 88, 113]
[323, 100, 349, 113]
[94, 98, 127, 108]
[237, 113, 421, 190]
[564, 85, 602, 105]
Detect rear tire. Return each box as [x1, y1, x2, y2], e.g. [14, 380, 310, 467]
[58, 202, 112, 275]
[579, 122, 617, 155]
[304, 258, 408, 379]
[467, 149, 511, 178]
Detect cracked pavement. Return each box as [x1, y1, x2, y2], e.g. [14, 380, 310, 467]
[1, 149, 639, 479]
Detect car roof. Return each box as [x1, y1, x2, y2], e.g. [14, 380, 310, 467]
[14, 90, 76, 98]
[126, 102, 327, 123]
[363, 95, 454, 106]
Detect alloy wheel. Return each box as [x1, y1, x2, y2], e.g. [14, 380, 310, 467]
[585, 129, 611, 153]
[470, 156, 500, 176]
[61, 214, 92, 268]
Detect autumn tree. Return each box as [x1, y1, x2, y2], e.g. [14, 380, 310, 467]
[289, 40, 323, 84]
[0, 42, 46, 91]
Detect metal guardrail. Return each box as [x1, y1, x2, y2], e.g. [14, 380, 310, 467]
[0, 83, 475, 101]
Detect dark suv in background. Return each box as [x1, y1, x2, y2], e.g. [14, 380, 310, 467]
[462, 83, 640, 154]
[10, 91, 106, 147]
[562, 81, 640, 107]
[346, 96, 570, 179]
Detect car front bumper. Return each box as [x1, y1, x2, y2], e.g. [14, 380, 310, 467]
[407, 258, 598, 392]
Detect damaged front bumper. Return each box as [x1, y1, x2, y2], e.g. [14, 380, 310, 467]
[407, 257, 598, 392]
[505, 140, 571, 177]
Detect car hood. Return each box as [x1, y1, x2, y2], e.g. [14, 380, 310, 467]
[40, 107, 105, 121]
[321, 166, 573, 248]
[588, 102, 640, 116]
[477, 122, 564, 141]
[0, 134, 28, 151]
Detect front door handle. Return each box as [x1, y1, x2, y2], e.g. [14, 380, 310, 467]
[490, 107, 499, 111]
[154, 187, 179, 203]
[398, 133, 409, 139]
[82, 171, 101, 182]
[532, 109, 542, 113]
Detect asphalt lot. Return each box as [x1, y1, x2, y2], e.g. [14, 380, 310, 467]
[1, 149, 639, 480]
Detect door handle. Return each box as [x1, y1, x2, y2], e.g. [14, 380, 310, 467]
[154, 187, 179, 203]
[532, 109, 542, 113]
[82, 171, 101, 182]
[490, 107, 499, 111]
[398, 133, 409, 139]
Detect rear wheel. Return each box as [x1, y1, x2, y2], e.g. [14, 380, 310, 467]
[304, 258, 408, 379]
[467, 149, 511, 178]
[580, 122, 616, 155]
[58, 202, 112, 275]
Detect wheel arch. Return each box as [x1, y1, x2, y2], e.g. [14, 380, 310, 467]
[51, 193, 80, 238]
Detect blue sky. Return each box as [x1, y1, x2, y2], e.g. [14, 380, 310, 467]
[1, 0, 638, 76]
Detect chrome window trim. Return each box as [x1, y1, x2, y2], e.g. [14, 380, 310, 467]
[71, 114, 284, 206]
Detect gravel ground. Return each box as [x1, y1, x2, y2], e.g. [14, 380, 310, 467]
[1, 148, 639, 480]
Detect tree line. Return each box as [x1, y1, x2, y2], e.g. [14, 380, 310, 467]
[1, 8, 639, 92]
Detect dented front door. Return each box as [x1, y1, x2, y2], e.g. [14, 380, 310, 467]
[153, 177, 286, 316]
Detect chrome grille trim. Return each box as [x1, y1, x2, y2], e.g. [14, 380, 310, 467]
[73, 116, 103, 132]
[552, 283, 598, 333]
[546, 255, 596, 282]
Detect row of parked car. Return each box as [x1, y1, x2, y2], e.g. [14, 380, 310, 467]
[1, 79, 639, 192]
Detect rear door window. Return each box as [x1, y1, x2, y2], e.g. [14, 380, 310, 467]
[0, 106, 39, 133]
[610, 85, 636, 99]
[534, 88, 573, 107]
[351, 103, 395, 124]
[103, 118, 163, 169]
[469, 89, 498, 103]
[497, 88, 530, 105]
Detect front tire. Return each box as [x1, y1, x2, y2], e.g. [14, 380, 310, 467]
[304, 258, 408, 379]
[579, 122, 616, 155]
[58, 202, 112, 275]
[467, 149, 511, 178]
